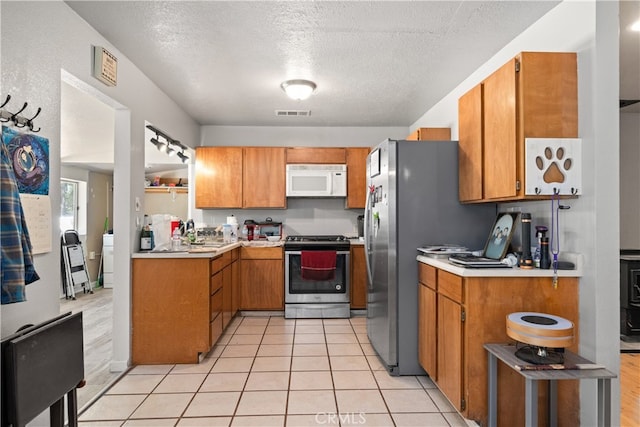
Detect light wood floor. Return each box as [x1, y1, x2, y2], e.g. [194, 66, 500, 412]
[621, 353, 640, 427]
[60, 287, 121, 410]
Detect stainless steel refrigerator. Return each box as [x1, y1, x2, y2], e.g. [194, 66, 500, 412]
[364, 139, 496, 375]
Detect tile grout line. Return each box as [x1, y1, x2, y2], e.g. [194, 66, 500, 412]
[81, 315, 467, 426]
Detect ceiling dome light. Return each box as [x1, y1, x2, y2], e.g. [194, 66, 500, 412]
[281, 79, 317, 100]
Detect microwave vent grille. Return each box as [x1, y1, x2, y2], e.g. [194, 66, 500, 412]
[286, 164, 347, 171]
[275, 110, 311, 117]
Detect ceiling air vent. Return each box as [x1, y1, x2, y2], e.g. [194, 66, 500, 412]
[620, 99, 640, 109]
[275, 110, 311, 117]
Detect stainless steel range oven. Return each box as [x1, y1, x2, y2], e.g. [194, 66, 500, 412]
[284, 235, 350, 318]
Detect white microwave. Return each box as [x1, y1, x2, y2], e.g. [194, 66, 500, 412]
[286, 164, 347, 197]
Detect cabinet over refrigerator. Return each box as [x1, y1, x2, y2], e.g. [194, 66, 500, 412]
[364, 139, 495, 375]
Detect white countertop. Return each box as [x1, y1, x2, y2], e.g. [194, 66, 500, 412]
[417, 253, 582, 278]
[132, 240, 284, 259]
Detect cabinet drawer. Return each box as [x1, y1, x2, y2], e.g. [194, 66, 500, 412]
[211, 271, 223, 294]
[240, 246, 283, 260]
[212, 251, 233, 272]
[438, 270, 463, 303]
[418, 263, 437, 290]
[211, 288, 223, 321]
[210, 314, 223, 347]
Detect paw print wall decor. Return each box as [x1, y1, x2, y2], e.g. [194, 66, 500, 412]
[525, 138, 582, 196]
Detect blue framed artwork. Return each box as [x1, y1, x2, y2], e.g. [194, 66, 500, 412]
[2, 126, 49, 195]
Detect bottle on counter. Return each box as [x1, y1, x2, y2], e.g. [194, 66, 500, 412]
[540, 237, 551, 269]
[171, 227, 181, 251]
[534, 225, 548, 268]
[140, 215, 153, 251]
[186, 222, 196, 244]
[140, 226, 153, 251]
[241, 224, 248, 241]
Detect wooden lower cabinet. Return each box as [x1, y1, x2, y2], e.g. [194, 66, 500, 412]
[222, 266, 233, 329]
[418, 281, 437, 381]
[417, 262, 580, 426]
[239, 246, 284, 310]
[350, 245, 367, 309]
[132, 249, 240, 365]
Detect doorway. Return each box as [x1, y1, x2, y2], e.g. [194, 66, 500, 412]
[60, 72, 127, 409]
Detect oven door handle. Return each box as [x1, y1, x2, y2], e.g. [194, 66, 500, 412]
[284, 251, 350, 255]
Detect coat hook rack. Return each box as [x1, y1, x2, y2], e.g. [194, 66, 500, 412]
[0, 94, 11, 109]
[0, 93, 42, 133]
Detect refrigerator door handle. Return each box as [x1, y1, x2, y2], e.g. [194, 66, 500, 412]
[364, 186, 374, 288]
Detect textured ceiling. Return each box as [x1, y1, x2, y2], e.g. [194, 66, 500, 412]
[65, 0, 565, 127]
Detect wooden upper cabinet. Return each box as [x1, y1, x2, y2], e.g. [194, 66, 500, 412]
[406, 127, 452, 141]
[345, 147, 369, 209]
[483, 58, 518, 200]
[458, 84, 484, 202]
[518, 52, 578, 139]
[457, 51, 577, 203]
[242, 147, 286, 208]
[195, 145, 369, 208]
[286, 147, 346, 164]
[195, 147, 243, 208]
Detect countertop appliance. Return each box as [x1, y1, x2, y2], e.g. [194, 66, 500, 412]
[620, 250, 640, 336]
[244, 218, 283, 240]
[286, 164, 347, 197]
[364, 139, 496, 375]
[284, 235, 351, 318]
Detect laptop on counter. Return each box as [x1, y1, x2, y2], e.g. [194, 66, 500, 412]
[448, 212, 519, 268]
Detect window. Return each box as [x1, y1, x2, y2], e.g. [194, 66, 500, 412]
[60, 179, 78, 232]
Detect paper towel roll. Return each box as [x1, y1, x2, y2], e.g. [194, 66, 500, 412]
[226, 216, 238, 225]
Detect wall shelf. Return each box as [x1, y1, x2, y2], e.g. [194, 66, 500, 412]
[144, 186, 188, 194]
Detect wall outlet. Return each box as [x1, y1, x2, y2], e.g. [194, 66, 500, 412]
[89, 251, 96, 260]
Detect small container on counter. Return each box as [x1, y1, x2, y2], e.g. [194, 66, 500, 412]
[222, 224, 232, 243]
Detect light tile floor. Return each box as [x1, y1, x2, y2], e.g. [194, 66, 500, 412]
[78, 316, 473, 427]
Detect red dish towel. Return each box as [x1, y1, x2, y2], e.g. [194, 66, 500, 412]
[301, 250, 336, 281]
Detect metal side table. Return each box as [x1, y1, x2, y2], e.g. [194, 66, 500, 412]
[484, 343, 616, 427]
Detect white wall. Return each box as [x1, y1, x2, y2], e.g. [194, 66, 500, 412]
[0, 2, 200, 375]
[620, 112, 640, 248]
[412, 1, 620, 424]
[201, 125, 408, 147]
